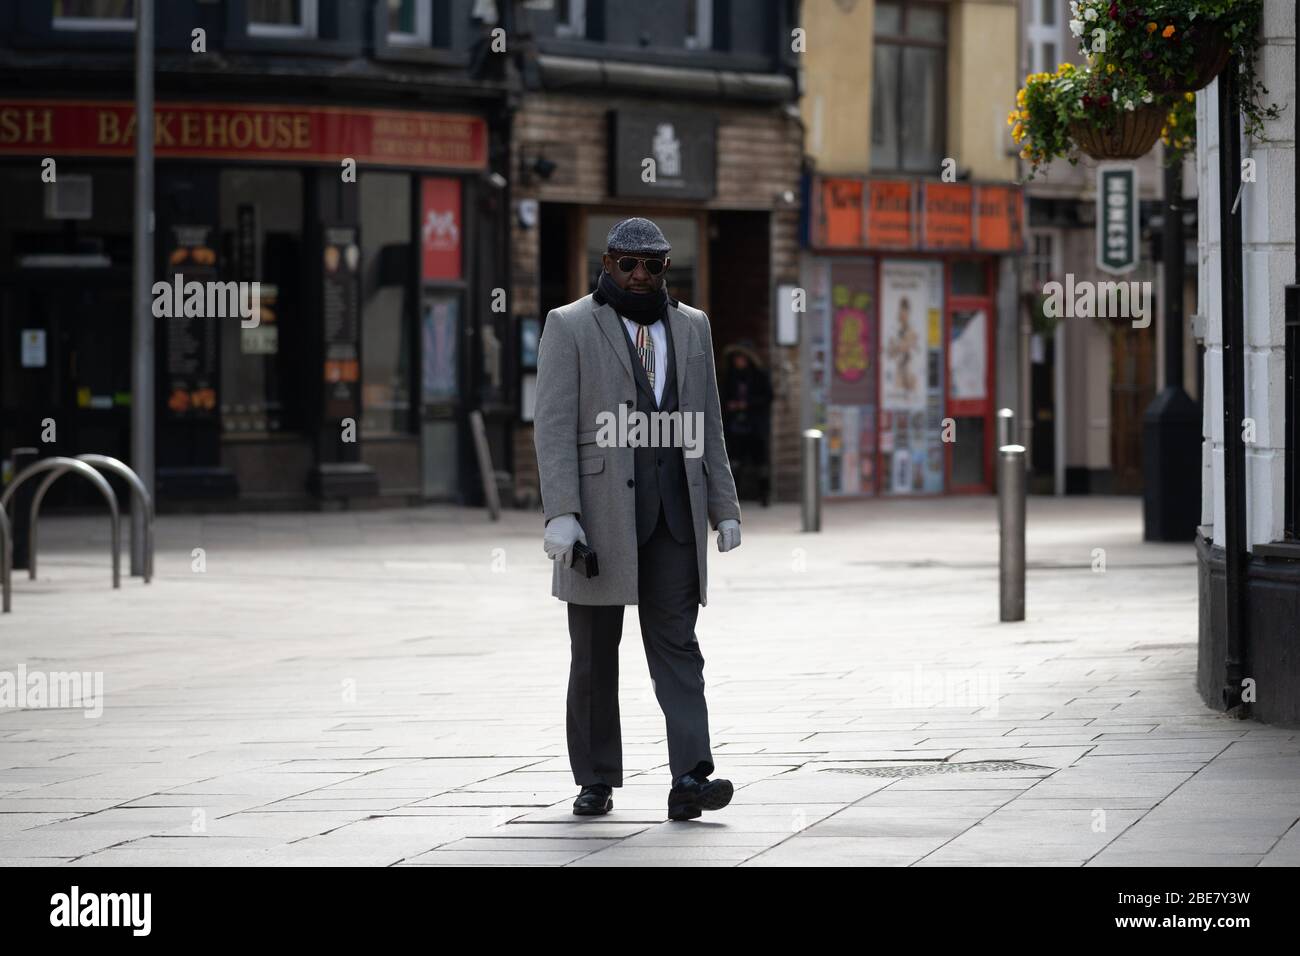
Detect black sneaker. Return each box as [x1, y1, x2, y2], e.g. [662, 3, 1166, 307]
[573, 783, 613, 815]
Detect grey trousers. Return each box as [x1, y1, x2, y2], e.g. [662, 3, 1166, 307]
[566, 506, 715, 786]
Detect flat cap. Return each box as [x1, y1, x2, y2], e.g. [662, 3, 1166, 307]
[605, 217, 671, 255]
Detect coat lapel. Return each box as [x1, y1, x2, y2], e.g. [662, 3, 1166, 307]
[667, 303, 690, 409]
[593, 300, 635, 388]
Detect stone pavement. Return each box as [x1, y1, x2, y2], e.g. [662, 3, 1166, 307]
[1, 495, 1298, 867]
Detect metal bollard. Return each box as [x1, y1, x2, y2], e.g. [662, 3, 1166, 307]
[998, 444, 1026, 622]
[802, 429, 822, 532]
[997, 408, 1015, 450]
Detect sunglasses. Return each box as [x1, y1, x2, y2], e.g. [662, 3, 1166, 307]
[612, 255, 666, 276]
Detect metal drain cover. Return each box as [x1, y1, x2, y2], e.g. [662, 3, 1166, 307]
[822, 760, 1051, 777]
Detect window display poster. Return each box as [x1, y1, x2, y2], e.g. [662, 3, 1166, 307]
[421, 294, 459, 403]
[950, 308, 987, 400]
[828, 260, 875, 406]
[880, 260, 945, 494]
[880, 261, 932, 411]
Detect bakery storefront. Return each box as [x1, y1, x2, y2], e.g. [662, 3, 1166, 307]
[0, 98, 493, 509]
[804, 175, 1024, 497]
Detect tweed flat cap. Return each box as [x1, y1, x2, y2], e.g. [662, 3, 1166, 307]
[605, 217, 671, 255]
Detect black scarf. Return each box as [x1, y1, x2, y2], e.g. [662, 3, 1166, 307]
[592, 269, 676, 326]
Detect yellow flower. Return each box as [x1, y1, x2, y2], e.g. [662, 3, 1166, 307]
[1016, 89, 1026, 106]
[1184, 91, 1195, 102]
[1162, 25, 1175, 38]
[1146, 21, 1158, 32]
[1161, 125, 1169, 136]
[1106, 63, 1116, 74]
[1020, 147, 1031, 159]
[1013, 124, 1024, 142]
[1169, 113, 1178, 127]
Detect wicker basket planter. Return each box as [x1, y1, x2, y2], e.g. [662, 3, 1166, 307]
[1149, 32, 1232, 93]
[1070, 104, 1165, 161]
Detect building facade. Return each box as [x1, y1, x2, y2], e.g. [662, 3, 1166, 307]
[1015, 0, 1200, 499]
[797, 0, 1023, 498]
[1195, 0, 1299, 724]
[506, 0, 805, 507]
[0, 0, 511, 511]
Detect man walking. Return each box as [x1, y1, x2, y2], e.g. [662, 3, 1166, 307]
[534, 217, 743, 822]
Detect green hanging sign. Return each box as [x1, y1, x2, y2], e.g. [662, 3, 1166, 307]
[1097, 164, 1138, 275]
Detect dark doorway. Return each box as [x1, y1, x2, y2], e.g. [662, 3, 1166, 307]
[708, 210, 772, 505]
[0, 271, 133, 508]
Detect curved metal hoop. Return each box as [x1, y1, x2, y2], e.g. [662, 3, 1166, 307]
[0, 457, 120, 590]
[75, 454, 153, 583]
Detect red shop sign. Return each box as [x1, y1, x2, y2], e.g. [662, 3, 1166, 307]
[0, 98, 487, 170]
[421, 177, 462, 281]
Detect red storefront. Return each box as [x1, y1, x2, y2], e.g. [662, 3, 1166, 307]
[804, 175, 1024, 496]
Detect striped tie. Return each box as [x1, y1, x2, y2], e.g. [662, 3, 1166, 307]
[636, 323, 656, 392]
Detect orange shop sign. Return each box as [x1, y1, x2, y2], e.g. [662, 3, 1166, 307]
[811, 176, 1022, 254]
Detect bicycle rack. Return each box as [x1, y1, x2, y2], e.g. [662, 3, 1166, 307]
[72, 454, 153, 582]
[0, 456, 120, 592]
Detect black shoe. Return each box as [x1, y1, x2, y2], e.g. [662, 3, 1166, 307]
[667, 770, 733, 821]
[573, 783, 613, 816]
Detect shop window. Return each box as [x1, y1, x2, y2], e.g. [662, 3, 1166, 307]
[555, 0, 586, 38]
[53, 0, 134, 30]
[871, 1, 946, 173]
[1029, 231, 1057, 288]
[248, 0, 318, 38]
[585, 212, 699, 308]
[361, 173, 414, 437]
[218, 168, 304, 436]
[879, 259, 946, 494]
[950, 260, 988, 297]
[386, 0, 431, 45]
[685, 0, 712, 50]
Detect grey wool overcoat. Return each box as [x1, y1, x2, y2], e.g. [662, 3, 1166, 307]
[533, 293, 742, 606]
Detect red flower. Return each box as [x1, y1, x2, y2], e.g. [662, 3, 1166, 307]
[1109, 2, 1119, 19]
[1098, 94, 1112, 109]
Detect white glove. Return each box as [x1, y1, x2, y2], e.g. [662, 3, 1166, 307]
[544, 513, 587, 566]
[716, 518, 741, 553]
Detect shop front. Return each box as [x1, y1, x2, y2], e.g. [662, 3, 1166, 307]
[0, 97, 494, 509]
[804, 175, 1023, 497]
[511, 95, 804, 504]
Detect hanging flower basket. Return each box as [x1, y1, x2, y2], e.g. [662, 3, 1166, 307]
[1070, 104, 1165, 160]
[1148, 31, 1232, 93]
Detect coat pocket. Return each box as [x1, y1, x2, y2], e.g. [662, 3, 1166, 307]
[578, 455, 605, 475]
[578, 429, 600, 446]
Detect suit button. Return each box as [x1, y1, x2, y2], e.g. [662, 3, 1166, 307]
[627, 479, 635, 488]
[623, 399, 633, 408]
